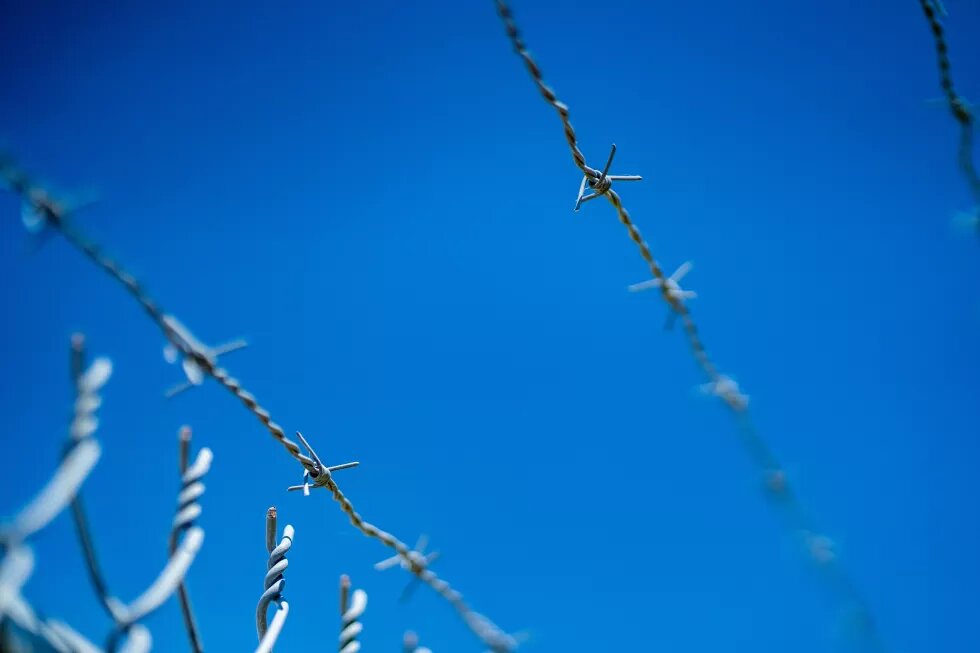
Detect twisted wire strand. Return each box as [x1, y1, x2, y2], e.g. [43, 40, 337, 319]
[1, 153, 516, 652]
[254, 601, 289, 653]
[918, 0, 980, 222]
[494, 0, 885, 648]
[256, 507, 293, 645]
[339, 574, 367, 653]
[169, 426, 212, 653]
[65, 334, 125, 624]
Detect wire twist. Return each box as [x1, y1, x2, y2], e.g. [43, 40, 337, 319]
[257, 507, 293, 644]
[169, 426, 211, 653]
[339, 574, 367, 653]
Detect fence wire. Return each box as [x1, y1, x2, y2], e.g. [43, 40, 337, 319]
[1, 336, 210, 653]
[0, 154, 517, 651]
[493, 0, 886, 648]
[918, 0, 980, 232]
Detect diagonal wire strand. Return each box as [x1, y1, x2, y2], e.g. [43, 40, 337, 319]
[918, 0, 980, 225]
[0, 153, 517, 652]
[170, 426, 210, 653]
[494, 0, 885, 648]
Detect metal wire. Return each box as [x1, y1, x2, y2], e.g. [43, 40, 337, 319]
[2, 139, 516, 652]
[66, 334, 126, 624]
[169, 426, 211, 653]
[0, 439, 101, 546]
[918, 0, 980, 227]
[256, 507, 293, 646]
[339, 575, 367, 653]
[106, 526, 206, 651]
[494, 0, 885, 648]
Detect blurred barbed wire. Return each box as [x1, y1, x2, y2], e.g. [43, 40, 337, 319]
[493, 0, 887, 649]
[918, 0, 979, 235]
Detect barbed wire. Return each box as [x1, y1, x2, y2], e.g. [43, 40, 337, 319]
[918, 0, 980, 232]
[0, 153, 518, 651]
[493, 0, 885, 648]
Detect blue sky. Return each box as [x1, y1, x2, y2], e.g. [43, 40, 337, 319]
[1, 1, 979, 651]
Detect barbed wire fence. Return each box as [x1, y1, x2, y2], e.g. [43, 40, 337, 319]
[491, 0, 893, 649]
[918, 0, 980, 234]
[0, 107, 511, 653]
[1, 1, 972, 650]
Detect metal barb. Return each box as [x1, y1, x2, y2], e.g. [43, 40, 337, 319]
[286, 431, 359, 495]
[574, 144, 642, 212]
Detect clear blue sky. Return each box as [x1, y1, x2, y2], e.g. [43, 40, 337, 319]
[1, 1, 979, 651]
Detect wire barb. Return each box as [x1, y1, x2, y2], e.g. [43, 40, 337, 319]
[574, 144, 642, 212]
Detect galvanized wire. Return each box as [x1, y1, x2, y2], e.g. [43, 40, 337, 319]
[169, 426, 212, 653]
[106, 526, 205, 651]
[2, 145, 516, 652]
[256, 507, 292, 646]
[918, 0, 980, 225]
[67, 334, 125, 624]
[494, 0, 884, 648]
[0, 155, 323, 479]
[0, 439, 101, 547]
[338, 575, 367, 653]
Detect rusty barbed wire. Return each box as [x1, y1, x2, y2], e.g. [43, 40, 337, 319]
[170, 426, 212, 653]
[918, 0, 980, 232]
[494, 0, 885, 648]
